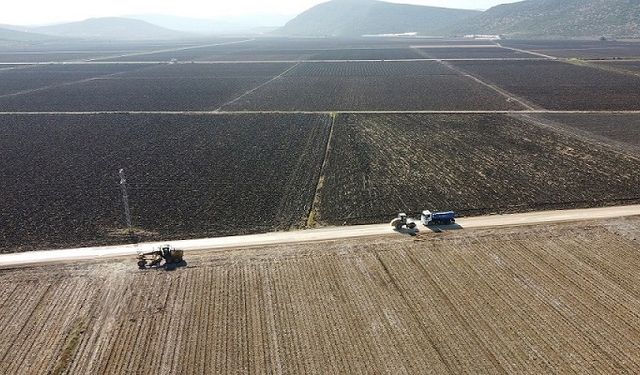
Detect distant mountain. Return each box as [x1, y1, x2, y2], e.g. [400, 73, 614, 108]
[276, 0, 480, 37]
[452, 0, 640, 38]
[129, 14, 292, 35]
[0, 26, 58, 42]
[33, 17, 188, 40]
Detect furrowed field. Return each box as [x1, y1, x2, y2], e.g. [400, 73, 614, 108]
[1, 37, 640, 252]
[534, 113, 640, 152]
[315, 113, 640, 225]
[1, 219, 640, 373]
[0, 114, 330, 252]
[451, 60, 640, 110]
[3, 36, 640, 375]
[0, 63, 295, 111]
[223, 61, 522, 111]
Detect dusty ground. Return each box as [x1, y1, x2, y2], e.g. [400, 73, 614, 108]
[1, 217, 640, 374]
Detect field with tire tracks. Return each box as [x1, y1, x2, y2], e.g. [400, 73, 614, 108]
[2, 218, 640, 374]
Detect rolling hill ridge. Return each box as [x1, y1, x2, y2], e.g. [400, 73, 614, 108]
[33, 17, 188, 40]
[276, 0, 479, 37]
[454, 0, 640, 37]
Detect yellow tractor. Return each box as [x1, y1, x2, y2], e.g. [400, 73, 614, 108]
[137, 244, 185, 270]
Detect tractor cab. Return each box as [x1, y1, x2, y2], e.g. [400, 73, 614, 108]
[421, 210, 432, 226]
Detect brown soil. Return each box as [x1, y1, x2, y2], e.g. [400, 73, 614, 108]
[1, 218, 640, 373]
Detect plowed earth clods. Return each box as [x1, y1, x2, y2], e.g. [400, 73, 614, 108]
[0, 113, 330, 252]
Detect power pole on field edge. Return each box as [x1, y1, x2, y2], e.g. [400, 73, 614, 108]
[119, 168, 133, 235]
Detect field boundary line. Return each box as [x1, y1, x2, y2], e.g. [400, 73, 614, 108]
[85, 39, 255, 62]
[0, 57, 555, 65]
[214, 62, 301, 111]
[495, 43, 559, 60]
[565, 59, 640, 79]
[0, 64, 159, 99]
[411, 46, 541, 110]
[437, 59, 542, 111]
[3, 205, 640, 267]
[513, 113, 640, 162]
[3, 110, 640, 115]
[306, 113, 336, 227]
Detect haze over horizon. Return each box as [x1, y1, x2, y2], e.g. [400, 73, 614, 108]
[3, 0, 520, 26]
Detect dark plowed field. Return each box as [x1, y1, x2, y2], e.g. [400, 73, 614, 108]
[594, 60, 640, 75]
[316, 113, 640, 225]
[0, 63, 293, 111]
[534, 113, 640, 151]
[0, 64, 154, 97]
[186, 48, 422, 62]
[452, 60, 640, 110]
[192, 49, 318, 62]
[310, 48, 423, 60]
[0, 52, 122, 63]
[501, 40, 640, 59]
[0, 113, 330, 252]
[223, 61, 523, 111]
[99, 38, 505, 62]
[415, 47, 538, 59]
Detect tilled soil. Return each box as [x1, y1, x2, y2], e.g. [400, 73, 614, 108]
[0, 113, 330, 252]
[1, 218, 640, 373]
[317, 113, 640, 225]
[451, 60, 640, 110]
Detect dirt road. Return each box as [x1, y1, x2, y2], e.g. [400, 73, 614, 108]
[1, 204, 639, 267]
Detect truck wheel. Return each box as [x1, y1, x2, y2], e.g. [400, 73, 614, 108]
[137, 260, 147, 269]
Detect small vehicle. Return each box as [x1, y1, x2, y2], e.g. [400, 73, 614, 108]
[137, 244, 185, 270]
[421, 210, 456, 226]
[391, 213, 417, 230]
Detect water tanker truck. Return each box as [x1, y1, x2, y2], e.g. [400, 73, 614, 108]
[421, 210, 456, 226]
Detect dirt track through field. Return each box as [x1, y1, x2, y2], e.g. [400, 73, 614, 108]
[2, 218, 640, 373]
[1, 205, 639, 267]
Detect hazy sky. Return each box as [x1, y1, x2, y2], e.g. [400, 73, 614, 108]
[2, 0, 520, 25]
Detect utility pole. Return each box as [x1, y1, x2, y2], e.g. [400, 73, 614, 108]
[119, 169, 132, 231]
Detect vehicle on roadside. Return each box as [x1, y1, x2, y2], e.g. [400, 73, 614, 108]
[391, 213, 417, 230]
[421, 210, 456, 226]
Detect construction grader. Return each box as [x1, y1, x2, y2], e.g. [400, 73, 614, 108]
[137, 244, 185, 270]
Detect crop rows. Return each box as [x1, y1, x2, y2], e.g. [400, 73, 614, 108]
[594, 60, 640, 75]
[0, 113, 330, 252]
[0, 52, 121, 63]
[308, 48, 423, 60]
[414, 46, 537, 59]
[98, 38, 465, 62]
[223, 61, 523, 111]
[452, 60, 640, 110]
[2, 219, 640, 373]
[0, 63, 293, 111]
[0, 64, 153, 97]
[286, 60, 454, 76]
[316, 113, 640, 225]
[501, 40, 640, 59]
[534, 113, 640, 151]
